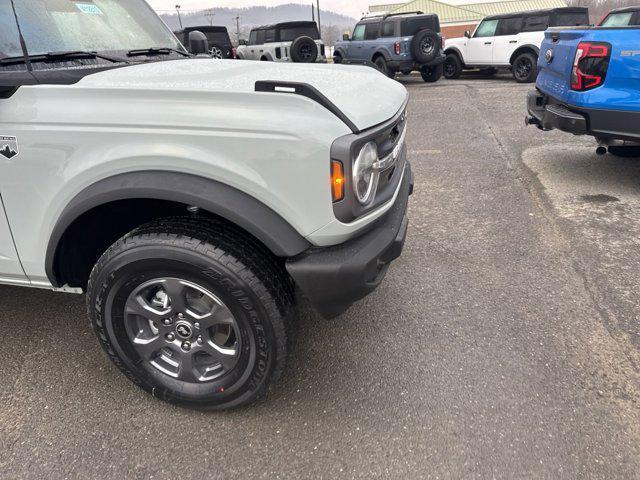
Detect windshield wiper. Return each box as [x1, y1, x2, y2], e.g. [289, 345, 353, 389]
[127, 47, 190, 58]
[0, 50, 125, 65]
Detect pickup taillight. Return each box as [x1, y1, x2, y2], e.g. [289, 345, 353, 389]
[394, 41, 401, 55]
[571, 42, 611, 91]
[441, 34, 446, 49]
[232, 47, 236, 59]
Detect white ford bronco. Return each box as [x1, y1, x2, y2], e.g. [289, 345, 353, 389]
[444, 7, 589, 83]
[0, 0, 412, 410]
[236, 21, 327, 63]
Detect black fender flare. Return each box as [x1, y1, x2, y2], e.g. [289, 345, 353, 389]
[510, 45, 540, 64]
[444, 47, 464, 65]
[333, 47, 347, 59]
[45, 171, 311, 286]
[371, 48, 392, 63]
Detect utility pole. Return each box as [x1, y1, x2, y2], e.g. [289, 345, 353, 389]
[205, 8, 215, 26]
[316, 0, 321, 36]
[175, 4, 182, 29]
[234, 15, 241, 40]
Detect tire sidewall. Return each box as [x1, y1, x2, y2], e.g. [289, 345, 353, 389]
[290, 36, 318, 63]
[421, 63, 443, 82]
[444, 54, 461, 79]
[89, 245, 279, 410]
[412, 29, 438, 63]
[512, 53, 537, 83]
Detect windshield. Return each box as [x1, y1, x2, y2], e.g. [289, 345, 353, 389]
[280, 25, 320, 41]
[7, 0, 182, 58]
[601, 12, 634, 27]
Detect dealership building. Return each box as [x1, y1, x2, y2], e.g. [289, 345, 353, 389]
[368, 0, 569, 38]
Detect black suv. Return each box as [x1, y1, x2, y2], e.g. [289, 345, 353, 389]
[334, 12, 446, 82]
[175, 26, 234, 59]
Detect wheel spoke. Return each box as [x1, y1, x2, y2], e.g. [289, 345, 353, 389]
[162, 278, 188, 314]
[126, 295, 168, 322]
[204, 341, 238, 371]
[196, 304, 235, 328]
[132, 335, 164, 360]
[178, 352, 198, 382]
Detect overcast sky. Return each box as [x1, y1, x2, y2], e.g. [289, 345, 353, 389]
[146, 0, 375, 19]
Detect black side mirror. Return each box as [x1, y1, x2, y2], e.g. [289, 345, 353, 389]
[239, 39, 248, 46]
[464, 30, 471, 38]
[343, 33, 350, 41]
[188, 30, 209, 55]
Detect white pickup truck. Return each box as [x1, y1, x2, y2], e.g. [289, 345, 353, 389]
[444, 7, 589, 83]
[0, 0, 411, 410]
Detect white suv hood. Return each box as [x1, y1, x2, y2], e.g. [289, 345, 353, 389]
[79, 59, 408, 131]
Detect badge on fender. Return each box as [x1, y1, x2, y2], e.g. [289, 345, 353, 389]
[0, 136, 18, 159]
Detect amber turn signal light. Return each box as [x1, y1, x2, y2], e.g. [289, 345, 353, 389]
[331, 160, 344, 202]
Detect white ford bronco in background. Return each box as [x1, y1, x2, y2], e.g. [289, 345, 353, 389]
[236, 21, 327, 63]
[444, 7, 589, 83]
[0, 0, 411, 410]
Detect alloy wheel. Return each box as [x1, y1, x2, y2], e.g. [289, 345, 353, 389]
[124, 278, 240, 383]
[209, 46, 223, 59]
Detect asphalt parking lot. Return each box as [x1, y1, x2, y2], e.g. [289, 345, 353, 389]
[2, 74, 640, 479]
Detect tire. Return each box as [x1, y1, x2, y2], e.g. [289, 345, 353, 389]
[290, 36, 318, 63]
[333, 52, 343, 64]
[512, 52, 537, 83]
[87, 216, 294, 411]
[421, 63, 443, 83]
[411, 29, 438, 63]
[608, 146, 640, 158]
[374, 55, 395, 78]
[443, 53, 462, 79]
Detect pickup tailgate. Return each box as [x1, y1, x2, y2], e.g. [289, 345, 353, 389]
[537, 27, 640, 110]
[536, 28, 587, 100]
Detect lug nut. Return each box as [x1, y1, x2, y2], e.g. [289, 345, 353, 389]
[197, 336, 203, 345]
[194, 322, 200, 329]
[166, 332, 175, 341]
[182, 341, 191, 351]
[178, 313, 185, 320]
[163, 318, 173, 326]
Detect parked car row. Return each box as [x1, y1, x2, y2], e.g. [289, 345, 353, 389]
[175, 6, 630, 86]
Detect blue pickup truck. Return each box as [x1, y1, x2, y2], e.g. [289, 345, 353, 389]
[526, 25, 640, 157]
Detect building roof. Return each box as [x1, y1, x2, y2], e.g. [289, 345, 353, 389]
[369, 0, 569, 23]
[382, 0, 485, 23]
[458, 0, 568, 17]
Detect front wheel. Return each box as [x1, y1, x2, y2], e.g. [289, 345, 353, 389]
[512, 53, 537, 83]
[443, 53, 462, 79]
[421, 64, 443, 83]
[87, 217, 293, 410]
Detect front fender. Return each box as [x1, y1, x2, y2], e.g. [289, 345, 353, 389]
[45, 171, 312, 286]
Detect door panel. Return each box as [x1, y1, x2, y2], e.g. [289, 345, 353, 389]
[467, 38, 494, 64]
[493, 17, 522, 64]
[0, 193, 27, 282]
[467, 19, 498, 64]
[350, 24, 366, 59]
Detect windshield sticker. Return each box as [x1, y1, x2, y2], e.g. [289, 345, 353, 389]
[0, 136, 18, 160]
[76, 3, 104, 15]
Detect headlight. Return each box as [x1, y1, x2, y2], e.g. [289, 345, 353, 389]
[353, 141, 379, 204]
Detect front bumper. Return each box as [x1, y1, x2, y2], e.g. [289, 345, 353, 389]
[286, 163, 413, 319]
[526, 90, 640, 142]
